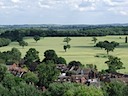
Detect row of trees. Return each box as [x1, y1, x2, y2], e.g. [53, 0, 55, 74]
[0, 26, 128, 42]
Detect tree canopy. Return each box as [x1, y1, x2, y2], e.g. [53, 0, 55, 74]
[95, 41, 119, 54]
[105, 56, 125, 73]
[43, 50, 58, 63]
[24, 48, 40, 68]
[22, 72, 39, 84]
[43, 82, 104, 96]
[63, 37, 71, 45]
[0, 48, 21, 64]
[0, 38, 11, 47]
[19, 40, 28, 48]
[36, 62, 60, 87]
[33, 35, 40, 42]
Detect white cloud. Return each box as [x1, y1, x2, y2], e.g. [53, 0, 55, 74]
[0, 0, 127, 15]
[11, 0, 21, 3]
[120, 11, 128, 16]
[37, 0, 98, 11]
[0, 0, 128, 24]
[102, 0, 128, 16]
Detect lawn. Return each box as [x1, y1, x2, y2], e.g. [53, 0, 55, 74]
[0, 36, 128, 73]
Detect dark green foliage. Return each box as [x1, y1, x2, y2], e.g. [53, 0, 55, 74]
[123, 84, 128, 95]
[34, 35, 40, 42]
[10, 48, 21, 63]
[57, 57, 67, 64]
[125, 36, 127, 43]
[43, 82, 104, 96]
[0, 48, 21, 64]
[10, 83, 42, 96]
[0, 38, 11, 47]
[36, 62, 60, 87]
[63, 45, 67, 52]
[43, 50, 58, 63]
[105, 56, 125, 73]
[43, 50, 66, 64]
[19, 40, 28, 48]
[1, 26, 128, 39]
[0, 81, 42, 96]
[101, 81, 127, 96]
[22, 72, 39, 84]
[63, 37, 71, 44]
[0, 65, 7, 82]
[68, 61, 82, 70]
[0, 64, 43, 96]
[0, 30, 24, 42]
[67, 44, 71, 49]
[95, 41, 119, 54]
[63, 37, 71, 52]
[24, 48, 40, 68]
[0, 84, 9, 96]
[2, 73, 23, 90]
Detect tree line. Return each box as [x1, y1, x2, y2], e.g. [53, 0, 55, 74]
[0, 26, 128, 42]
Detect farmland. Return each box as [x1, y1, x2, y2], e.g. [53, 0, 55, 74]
[0, 35, 128, 73]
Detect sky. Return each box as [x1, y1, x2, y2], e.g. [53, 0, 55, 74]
[0, 0, 128, 25]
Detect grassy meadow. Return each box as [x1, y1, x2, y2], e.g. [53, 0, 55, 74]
[0, 36, 128, 73]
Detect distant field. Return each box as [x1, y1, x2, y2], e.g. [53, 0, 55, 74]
[0, 36, 128, 73]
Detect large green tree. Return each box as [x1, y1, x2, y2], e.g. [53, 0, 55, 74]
[105, 56, 125, 73]
[42, 50, 58, 63]
[24, 48, 40, 68]
[95, 41, 119, 54]
[0, 48, 21, 64]
[19, 40, 28, 48]
[36, 62, 60, 87]
[10, 48, 21, 63]
[0, 38, 11, 47]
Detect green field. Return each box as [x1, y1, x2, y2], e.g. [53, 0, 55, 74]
[0, 36, 128, 73]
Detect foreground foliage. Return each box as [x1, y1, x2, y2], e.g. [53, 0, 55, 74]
[101, 81, 128, 96]
[43, 82, 104, 96]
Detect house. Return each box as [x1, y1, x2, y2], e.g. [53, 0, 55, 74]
[57, 64, 99, 85]
[8, 63, 28, 77]
[99, 72, 128, 84]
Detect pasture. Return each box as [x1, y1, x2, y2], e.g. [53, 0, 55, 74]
[0, 36, 128, 73]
